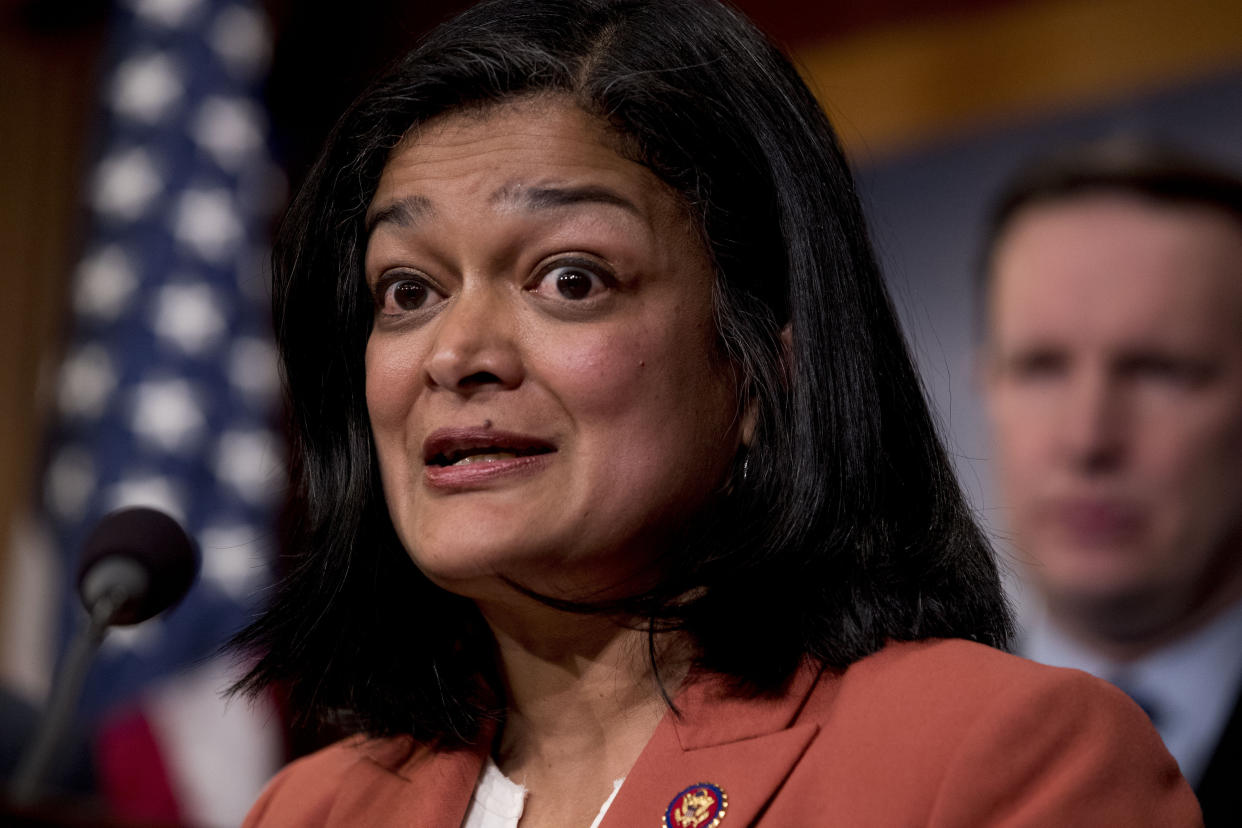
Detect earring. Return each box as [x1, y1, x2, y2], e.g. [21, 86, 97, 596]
[741, 453, 751, 482]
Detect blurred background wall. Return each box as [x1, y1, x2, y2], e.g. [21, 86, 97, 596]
[0, 0, 1240, 818]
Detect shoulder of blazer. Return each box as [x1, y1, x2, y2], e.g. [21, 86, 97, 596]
[243, 735, 380, 826]
[243, 730, 492, 828]
[602, 640, 1201, 827]
[805, 639, 1201, 826]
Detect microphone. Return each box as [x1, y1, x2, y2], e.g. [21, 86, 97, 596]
[77, 506, 198, 627]
[9, 507, 198, 804]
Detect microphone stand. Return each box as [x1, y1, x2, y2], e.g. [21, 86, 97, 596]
[9, 589, 126, 804]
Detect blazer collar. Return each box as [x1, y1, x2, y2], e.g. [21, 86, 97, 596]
[599, 662, 828, 827]
[671, 660, 827, 749]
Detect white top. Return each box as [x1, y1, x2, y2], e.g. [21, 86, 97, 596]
[1022, 595, 1242, 786]
[460, 757, 625, 828]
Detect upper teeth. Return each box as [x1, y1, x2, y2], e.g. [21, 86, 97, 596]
[452, 452, 517, 466]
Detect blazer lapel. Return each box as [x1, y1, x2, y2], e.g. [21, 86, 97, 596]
[601, 664, 826, 827]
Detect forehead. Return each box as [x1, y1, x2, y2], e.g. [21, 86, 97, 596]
[368, 97, 673, 221]
[987, 194, 1242, 348]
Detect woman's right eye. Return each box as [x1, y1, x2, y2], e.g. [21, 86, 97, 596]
[375, 276, 445, 315]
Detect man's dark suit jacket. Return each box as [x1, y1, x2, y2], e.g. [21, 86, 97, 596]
[1198, 688, 1242, 825]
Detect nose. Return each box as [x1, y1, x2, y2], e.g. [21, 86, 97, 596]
[1058, 366, 1125, 474]
[423, 282, 524, 394]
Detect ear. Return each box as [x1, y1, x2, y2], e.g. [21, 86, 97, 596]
[741, 397, 758, 447]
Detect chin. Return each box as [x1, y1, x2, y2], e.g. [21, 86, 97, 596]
[405, 538, 633, 603]
[1043, 571, 1179, 638]
[1028, 529, 1151, 583]
[407, 538, 534, 581]
[417, 543, 665, 608]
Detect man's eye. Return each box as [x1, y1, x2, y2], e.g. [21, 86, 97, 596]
[1008, 351, 1066, 380]
[377, 277, 443, 314]
[1123, 354, 1217, 388]
[533, 264, 607, 301]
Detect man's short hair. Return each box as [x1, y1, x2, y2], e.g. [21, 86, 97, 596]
[978, 138, 1242, 308]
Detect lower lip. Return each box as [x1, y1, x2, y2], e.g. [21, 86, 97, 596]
[423, 453, 554, 490]
[1049, 501, 1145, 545]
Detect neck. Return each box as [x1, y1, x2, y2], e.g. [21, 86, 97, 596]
[477, 599, 690, 777]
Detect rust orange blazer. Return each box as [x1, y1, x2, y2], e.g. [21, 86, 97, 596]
[244, 639, 1202, 826]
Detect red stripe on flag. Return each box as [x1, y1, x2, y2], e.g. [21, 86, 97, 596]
[95, 705, 183, 824]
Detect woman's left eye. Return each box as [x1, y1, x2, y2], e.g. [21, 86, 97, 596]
[374, 274, 445, 316]
[532, 262, 608, 301]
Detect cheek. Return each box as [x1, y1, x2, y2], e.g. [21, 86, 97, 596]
[1142, 410, 1242, 494]
[539, 317, 731, 452]
[364, 337, 423, 461]
[366, 336, 412, 413]
[539, 304, 678, 401]
[1131, 409, 1242, 553]
[541, 331, 646, 412]
[1141, 426, 1242, 574]
[990, 403, 1047, 481]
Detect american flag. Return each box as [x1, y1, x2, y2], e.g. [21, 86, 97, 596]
[29, 0, 286, 822]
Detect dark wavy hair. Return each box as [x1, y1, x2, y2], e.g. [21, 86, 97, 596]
[232, 0, 1012, 746]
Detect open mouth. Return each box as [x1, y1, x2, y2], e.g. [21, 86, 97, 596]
[429, 445, 554, 467]
[423, 429, 556, 468]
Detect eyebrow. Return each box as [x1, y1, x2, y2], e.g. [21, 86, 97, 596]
[365, 195, 433, 236]
[492, 183, 642, 217]
[364, 183, 642, 238]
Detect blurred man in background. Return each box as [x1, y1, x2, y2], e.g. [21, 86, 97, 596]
[980, 141, 1242, 824]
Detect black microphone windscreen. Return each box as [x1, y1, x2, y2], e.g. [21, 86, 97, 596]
[76, 507, 199, 625]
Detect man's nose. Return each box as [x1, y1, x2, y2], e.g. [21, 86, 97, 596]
[1058, 369, 1126, 473]
[423, 282, 524, 395]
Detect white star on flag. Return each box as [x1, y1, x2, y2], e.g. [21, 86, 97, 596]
[199, 523, 268, 599]
[103, 473, 185, 522]
[103, 619, 165, 653]
[193, 96, 266, 171]
[130, 379, 206, 451]
[128, 0, 205, 27]
[209, 5, 271, 77]
[174, 188, 244, 262]
[73, 246, 140, 320]
[93, 147, 164, 220]
[152, 282, 228, 354]
[214, 429, 284, 504]
[227, 337, 279, 402]
[111, 52, 185, 123]
[57, 344, 119, 420]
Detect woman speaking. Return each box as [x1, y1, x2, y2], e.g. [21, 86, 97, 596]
[235, 0, 1199, 824]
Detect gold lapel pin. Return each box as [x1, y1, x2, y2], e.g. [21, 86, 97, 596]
[663, 781, 728, 827]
